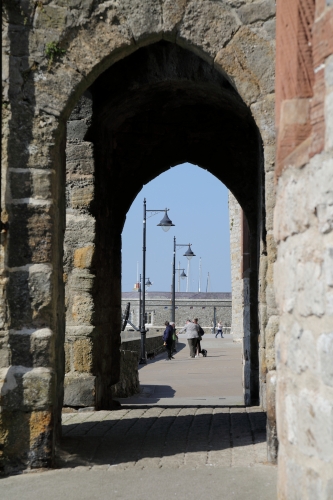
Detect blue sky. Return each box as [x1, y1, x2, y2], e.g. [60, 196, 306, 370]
[121, 163, 231, 293]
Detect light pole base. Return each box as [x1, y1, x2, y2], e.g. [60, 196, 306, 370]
[139, 357, 147, 365]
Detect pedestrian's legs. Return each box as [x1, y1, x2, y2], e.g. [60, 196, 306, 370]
[187, 339, 196, 357]
[168, 344, 173, 359]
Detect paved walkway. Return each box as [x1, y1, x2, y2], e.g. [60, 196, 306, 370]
[117, 334, 244, 406]
[1, 335, 277, 499]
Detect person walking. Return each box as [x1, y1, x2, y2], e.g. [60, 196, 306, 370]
[178, 319, 199, 358]
[170, 322, 178, 353]
[193, 318, 204, 357]
[215, 321, 224, 338]
[163, 321, 174, 360]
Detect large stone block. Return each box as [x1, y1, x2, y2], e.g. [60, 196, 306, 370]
[317, 332, 333, 387]
[251, 95, 276, 146]
[178, 0, 241, 61]
[70, 293, 94, 325]
[69, 92, 93, 121]
[274, 154, 333, 242]
[9, 169, 52, 200]
[9, 328, 54, 368]
[67, 119, 90, 142]
[64, 373, 96, 407]
[215, 25, 275, 105]
[237, 0, 275, 24]
[115, 0, 163, 43]
[73, 338, 93, 373]
[66, 142, 94, 162]
[0, 409, 53, 471]
[68, 268, 95, 292]
[162, 0, 187, 38]
[7, 265, 53, 329]
[70, 183, 94, 209]
[63, 214, 95, 274]
[286, 321, 316, 375]
[73, 246, 94, 269]
[0, 366, 54, 411]
[34, 5, 68, 31]
[8, 204, 52, 267]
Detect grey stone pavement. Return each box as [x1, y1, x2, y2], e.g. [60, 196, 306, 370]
[116, 334, 245, 406]
[1, 335, 277, 499]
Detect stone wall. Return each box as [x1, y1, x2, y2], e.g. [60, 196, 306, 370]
[122, 292, 232, 331]
[1, 0, 276, 472]
[111, 350, 139, 399]
[229, 192, 243, 339]
[275, 1, 333, 497]
[120, 332, 165, 358]
[63, 93, 121, 410]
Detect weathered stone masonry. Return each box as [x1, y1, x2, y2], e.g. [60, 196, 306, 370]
[274, 1, 333, 498]
[1, 0, 276, 474]
[121, 291, 232, 330]
[63, 92, 121, 410]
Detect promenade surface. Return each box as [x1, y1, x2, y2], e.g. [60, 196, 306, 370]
[117, 333, 244, 406]
[1, 335, 277, 499]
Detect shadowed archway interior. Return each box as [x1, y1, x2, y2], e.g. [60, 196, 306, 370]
[64, 41, 264, 411]
[89, 41, 262, 230]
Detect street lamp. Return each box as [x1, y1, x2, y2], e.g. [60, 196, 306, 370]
[140, 198, 174, 364]
[171, 237, 195, 323]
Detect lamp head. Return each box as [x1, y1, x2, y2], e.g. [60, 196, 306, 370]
[146, 278, 152, 287]
[157, 209, 175, 232]
[184, 244, 195, 260]
[180, 270, 187, 280]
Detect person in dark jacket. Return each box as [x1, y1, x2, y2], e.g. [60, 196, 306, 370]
[170, 321, 178, 353]
[163, 321, 174, 360]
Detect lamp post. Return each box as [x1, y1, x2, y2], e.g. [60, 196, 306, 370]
[140, 198, 174, 364]
[138, 274, 152, 331]
[171, 267, 187, 308]
[171, 237, 195, 323]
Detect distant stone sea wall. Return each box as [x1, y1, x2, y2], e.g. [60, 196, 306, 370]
[121, 292, 232, 331]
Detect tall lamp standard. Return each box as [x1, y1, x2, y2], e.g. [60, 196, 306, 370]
[138, 274, 152, 332]
[171, 237, 195, 323]
[140, 198, 174, 364]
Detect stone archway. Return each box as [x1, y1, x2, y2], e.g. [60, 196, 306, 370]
[1, 0, 276, 471]
[63, 40, 263, 410]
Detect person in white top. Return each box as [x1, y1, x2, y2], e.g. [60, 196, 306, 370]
[215, 321, 224, 338]
[178, 319, 199, 358]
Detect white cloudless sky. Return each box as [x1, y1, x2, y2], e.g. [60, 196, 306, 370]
[121, 162, 231, 293]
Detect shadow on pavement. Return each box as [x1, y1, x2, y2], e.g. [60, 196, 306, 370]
[143, 341, 187, 365]
[57, 410, 267, 469]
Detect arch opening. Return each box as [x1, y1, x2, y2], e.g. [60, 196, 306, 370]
[63, 41, 263, 412]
